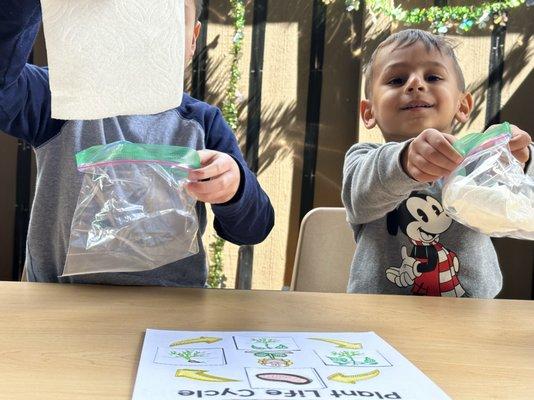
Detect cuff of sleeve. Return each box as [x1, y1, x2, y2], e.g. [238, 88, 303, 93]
[524, 144, 534, 176]
[378, 140, 428, 196]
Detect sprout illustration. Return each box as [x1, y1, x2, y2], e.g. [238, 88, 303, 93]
[251, 337, 288, 350]
[253, 351, 291, 359]
[327, 351, 362, 366]
[362, 356, 378, 365]
[170, 350, 207, 363]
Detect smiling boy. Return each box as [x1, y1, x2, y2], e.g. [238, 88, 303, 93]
[342, 29, 533, 297]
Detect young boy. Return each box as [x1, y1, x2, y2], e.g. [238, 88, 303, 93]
[0, 0, 274, 286]
[342, 29, 533, 298]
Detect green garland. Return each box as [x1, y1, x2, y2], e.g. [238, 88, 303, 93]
[222, 0, 246, 131]
[207, 236, 227, 288]
[323, 0, 526, 34]
[207, 0, 246, 289]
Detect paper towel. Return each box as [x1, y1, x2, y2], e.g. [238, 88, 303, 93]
[40, 0, 185, 120]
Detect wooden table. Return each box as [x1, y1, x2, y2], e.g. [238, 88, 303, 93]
[0, 282, 533, 399]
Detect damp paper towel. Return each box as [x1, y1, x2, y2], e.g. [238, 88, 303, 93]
[40, 0, 185, 120]
[443, 175, 534, 236]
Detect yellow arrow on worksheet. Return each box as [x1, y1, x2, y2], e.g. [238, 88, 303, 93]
[308, 338, 362, 349]
[169, 337, 222, 347]
[328, 370, 380, 384]
[175, 369, 240, 382]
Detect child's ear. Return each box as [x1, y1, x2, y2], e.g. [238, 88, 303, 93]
[455, 92, 473, 123]
[190, 21, 202, 55]
[360, 99, 377, 129]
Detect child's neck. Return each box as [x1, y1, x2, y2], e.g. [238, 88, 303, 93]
[383, 134, 416, 143]
[382, 127, 455, 143]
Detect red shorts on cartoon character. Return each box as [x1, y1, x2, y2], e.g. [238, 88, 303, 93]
[411, 242, 464, 296]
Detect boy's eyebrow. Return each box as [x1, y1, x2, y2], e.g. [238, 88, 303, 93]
[382, 61, 448, 74]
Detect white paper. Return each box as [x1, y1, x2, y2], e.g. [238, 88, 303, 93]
[132, 330, 451, 400]
[40, 0, 185, 120]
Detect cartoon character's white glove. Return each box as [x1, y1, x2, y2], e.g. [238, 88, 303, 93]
[386, 246, 422, 287]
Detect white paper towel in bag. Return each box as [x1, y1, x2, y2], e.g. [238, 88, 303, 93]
[40, 0, 185, 120]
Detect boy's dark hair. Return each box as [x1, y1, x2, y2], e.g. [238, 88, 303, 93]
[363, 29, 466, 99]
[194, 0, 203, 21]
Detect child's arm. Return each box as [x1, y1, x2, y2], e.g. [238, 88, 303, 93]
[342, 128, 462, 226]
[191, 109, 274, 245]
[342, 141, 428, 226]
[526, 145, 534, 177]
[0, 0, 64, 146]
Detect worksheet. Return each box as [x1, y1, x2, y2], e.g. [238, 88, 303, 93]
[132, 330, 450, 400]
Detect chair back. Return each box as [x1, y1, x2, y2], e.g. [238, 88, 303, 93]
[290, 207, 355, 292]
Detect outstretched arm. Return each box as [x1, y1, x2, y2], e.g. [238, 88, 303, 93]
[342, 141, 427, 227]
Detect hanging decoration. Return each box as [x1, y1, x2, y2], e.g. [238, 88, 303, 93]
[321, 0, 526, 34]
[208, 0, 246, 289]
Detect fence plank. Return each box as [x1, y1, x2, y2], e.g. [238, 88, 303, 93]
[485, 22, 507, 128]
[12, 51, 34, 281]
[192, 0, 210, 101]
[299, 0, 327, 221]
[235, 0, 269, 290]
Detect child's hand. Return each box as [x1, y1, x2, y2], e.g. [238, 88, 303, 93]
[187, 150, 241, 204]
[402, 128, 463, 183]
[508, 124, 532, 165]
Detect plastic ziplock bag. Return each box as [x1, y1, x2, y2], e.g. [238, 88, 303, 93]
[62, 141, 201, 276]
[442, 122, 534, 240]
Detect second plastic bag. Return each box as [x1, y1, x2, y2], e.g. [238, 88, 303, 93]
[62, 141, 201, 276]
[442, 122, 534, 240]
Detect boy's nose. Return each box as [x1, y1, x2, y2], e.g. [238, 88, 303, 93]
[405, 75, 426, 93]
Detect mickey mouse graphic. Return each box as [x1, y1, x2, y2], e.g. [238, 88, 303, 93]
[386, 193, 465, 297]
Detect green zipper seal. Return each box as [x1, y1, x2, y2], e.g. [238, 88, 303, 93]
[76, 141, 201, 169]
[453, 122, 512, 157]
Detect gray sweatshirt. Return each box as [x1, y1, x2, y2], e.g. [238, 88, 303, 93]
[342, 141, 533, 298]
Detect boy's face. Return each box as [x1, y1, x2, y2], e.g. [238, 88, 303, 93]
[184, 0, 201, 63]
[361, 42, 472, 141]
